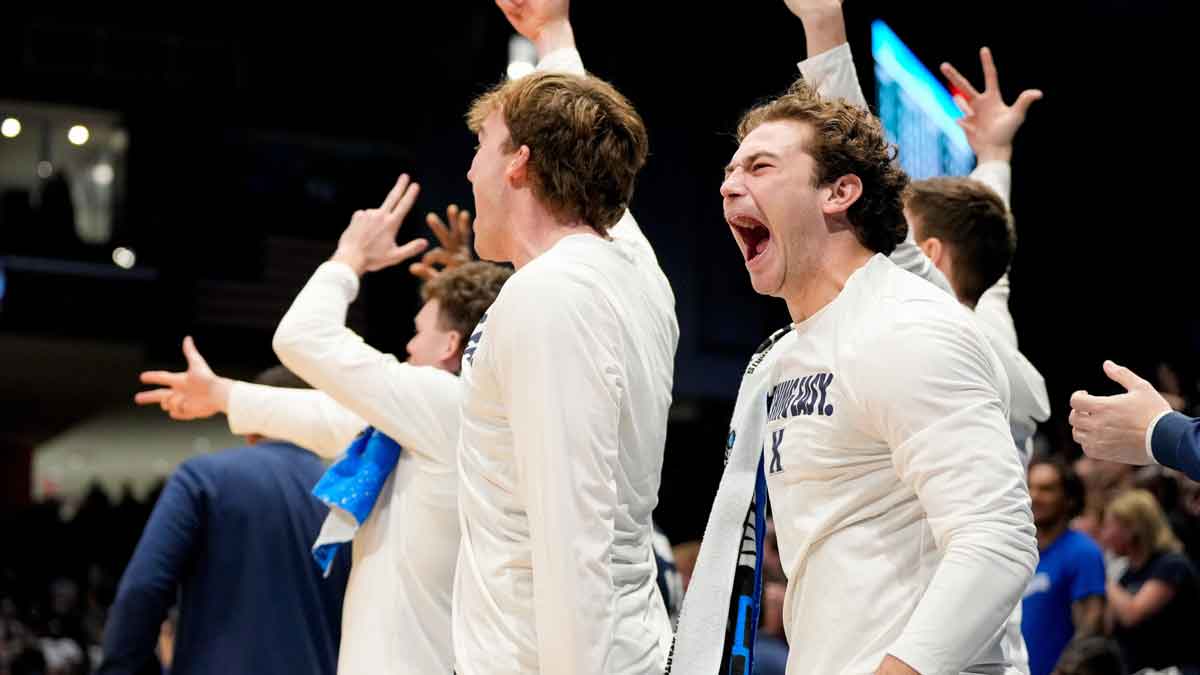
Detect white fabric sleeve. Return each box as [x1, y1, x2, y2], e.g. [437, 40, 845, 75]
[970, 159, 1019, 349]
[975, 275, 1020, 350]
[494, 273, 621, 675]
[272, 261, 461, 467]
[970, 160, 1012, 208]
[796, 42, 869, 109]
[851, 311, 1039, 674]
[537, 47, 586, 76]
[226, 381, 366, 459]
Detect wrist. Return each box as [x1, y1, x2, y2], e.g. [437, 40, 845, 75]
[331, 248, 367, 276]
[797, 8, 847, 57]
[976, 145, 1013, 164]
[795, 5, 842, 23]
[212, 377, 233, 414]
[534, 19, 575, 58]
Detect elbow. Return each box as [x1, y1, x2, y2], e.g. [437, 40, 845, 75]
[271, 320, 302, 368]
[943, 515, 1039, 582]
[1015, 523, 1040, 577]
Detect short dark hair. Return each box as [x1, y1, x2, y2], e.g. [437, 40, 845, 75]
[905, 177, 1014, 306]
[420, 261, 512, 343]
[1030, 456, 1086, 520]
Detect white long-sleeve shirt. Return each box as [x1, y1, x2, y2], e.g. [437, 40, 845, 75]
[798, 43, 1050, 467]
[270, 261, 463, 675]
[764, 255, 1038, 674]
[453, 209, 678, 674]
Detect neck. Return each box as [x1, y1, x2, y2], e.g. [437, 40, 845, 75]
[1037, 519, 1069, 551]
[784, 237, 874, 323]
[506, 198, 600, 269]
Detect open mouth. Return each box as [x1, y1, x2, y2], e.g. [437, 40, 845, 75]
[730, 216, 772, 264]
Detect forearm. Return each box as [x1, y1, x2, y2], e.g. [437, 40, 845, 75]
[227, 381, 366, 458]
[1106, 582, 1139, 626]
[1072, 598, 1106, 638]
[889, 525, 1035, 673]
[532, 19, 576, 60]
[797, 4, 848, 59]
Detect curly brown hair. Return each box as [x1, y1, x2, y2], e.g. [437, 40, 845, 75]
[468, 71, 648, 235]
[420, 261, 512, 344]
[905, 177, 1014, 306]
[737, 79, 909, 255]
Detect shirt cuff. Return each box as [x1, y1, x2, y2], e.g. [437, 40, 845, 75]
[970, 160, 1013, 208]
[1149, 411, 1188, 467]
[226, 381, 259, 437]
[537, 47, 585, 76]
[796, 42, 853, 83]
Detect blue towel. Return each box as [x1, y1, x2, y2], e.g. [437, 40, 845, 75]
[310, 427, 402, 575]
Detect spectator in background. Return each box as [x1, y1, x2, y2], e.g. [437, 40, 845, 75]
[1133, 465, 1200, 564]
[1101, 489, 1200, 674]
[98, 366, 349, 675]
[1072, 458, 1135, 545]
[1022, 457, 1106, 675]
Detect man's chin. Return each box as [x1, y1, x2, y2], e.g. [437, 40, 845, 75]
[748, 271, 784, 298]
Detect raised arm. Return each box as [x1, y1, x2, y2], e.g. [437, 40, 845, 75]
[273, 176, 462, 465]
[136, 337, 366, 458]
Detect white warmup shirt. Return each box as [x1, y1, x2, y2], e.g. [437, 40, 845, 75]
[798, 44, 1051, 471]
[763, 255, 1037, 674]
[256, 260, 463, 675]
[453, 211, 679, 675]
[798, 43, 1047, 674]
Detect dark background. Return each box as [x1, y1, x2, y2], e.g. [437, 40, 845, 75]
[1, 1, 1194, 541]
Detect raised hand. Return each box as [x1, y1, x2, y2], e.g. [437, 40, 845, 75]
[941, 48, 1042, 163]
[496, 0, 574, 57]
[135, 336, 231, 421]
[1070, 361, 1172, 466]
[332, 174, 429, 275]
[410, 204, 474, 281]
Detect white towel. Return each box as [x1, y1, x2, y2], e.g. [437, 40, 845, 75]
[670, 326, 791, 674]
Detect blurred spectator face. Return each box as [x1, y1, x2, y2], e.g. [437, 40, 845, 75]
[1100, 512, 1135, 557]
[405, 300, 457, 368]
[1029, 463, 1070, 529]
